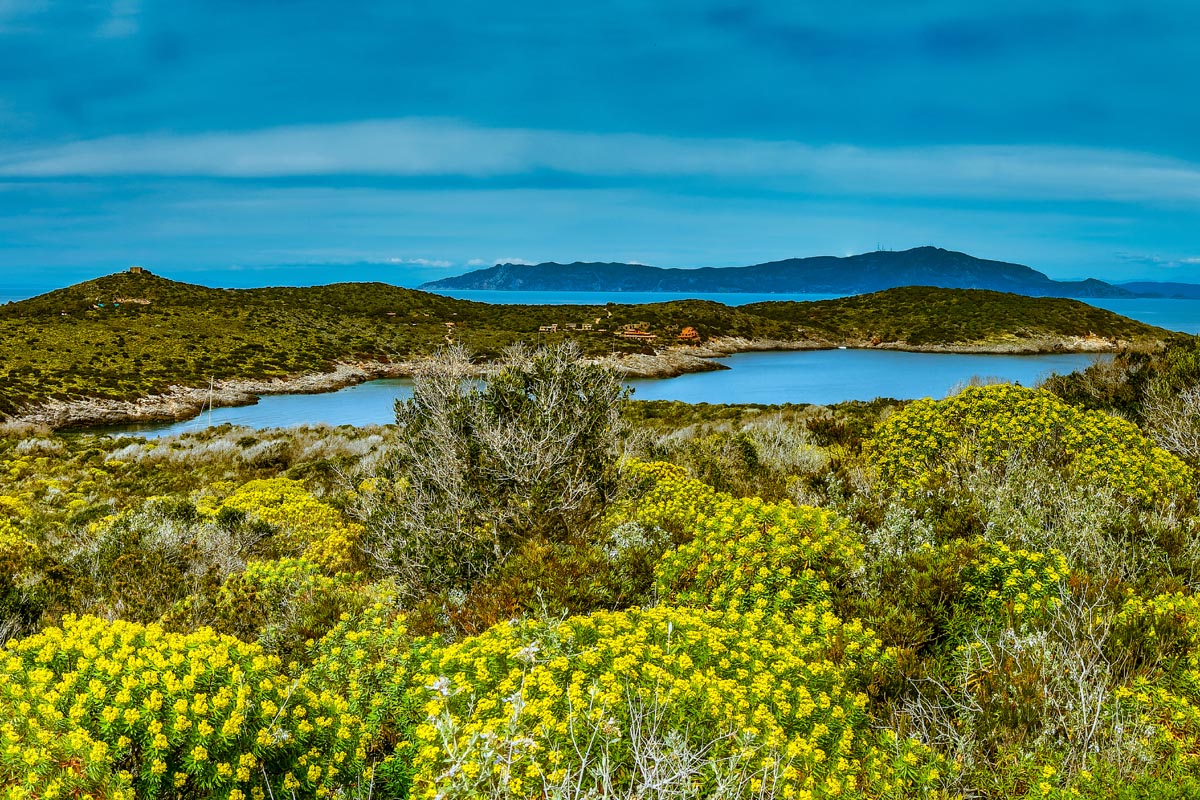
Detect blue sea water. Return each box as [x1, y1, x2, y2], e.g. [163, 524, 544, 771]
[430, 289, 846, 307]
[1080, 298, 1200, 335]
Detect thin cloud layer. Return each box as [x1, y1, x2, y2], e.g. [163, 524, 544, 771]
[3, 119, 1199, 204]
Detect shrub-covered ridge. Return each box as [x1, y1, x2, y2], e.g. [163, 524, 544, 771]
[0, 270, 1173, 420]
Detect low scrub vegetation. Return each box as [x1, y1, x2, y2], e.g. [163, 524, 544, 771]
[4, 340, 1200, 798]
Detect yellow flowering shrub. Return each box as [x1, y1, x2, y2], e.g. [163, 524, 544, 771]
[0, 495, 36, 569]
[304, 600, 422, 797]
[655, 496, 860, 613]
[1081, 595, 1200, 783]
[302, 526, 361, 575]
[196, 557, 368, 655]
[0, 444, 125, 535]
[624, 459, 722, 536]
[411, 605, 938, 799]
[867, 384, 1191, 506]
[217, 478, 344, 532]
[218, 557, 350, 612]
[0, 495, 28, 525]
[0, 615, 373, 800]
[203, 478, 362, 572]
[961, 539, 1068, 619]
[0, 495, 40, 632]
[1110, 592, 1200, 677]
[194, 481, 238, 515]
[626, 460, 861, 614]
[1113, 679, 1200, 771]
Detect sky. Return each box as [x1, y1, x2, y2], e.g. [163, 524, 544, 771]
[1, 0, 1199, 293]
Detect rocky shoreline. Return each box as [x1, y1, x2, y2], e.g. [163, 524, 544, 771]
[6, 334, 1135, 431]
[10, 361, 421, 431]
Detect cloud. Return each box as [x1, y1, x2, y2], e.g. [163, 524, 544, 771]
[465, 258, 489, 267]
[1117, 252, 1200, 270]
[2, 118, 1198, 205]
[495, 257, 536, 265]
[386, 257, 453, 268]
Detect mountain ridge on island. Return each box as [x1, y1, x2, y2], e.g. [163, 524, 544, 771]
[420, 246, 1136, 298]
[1117, 281, 1200, 299]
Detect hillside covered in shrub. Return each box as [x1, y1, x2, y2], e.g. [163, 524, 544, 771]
[0, 270, 1174, 418]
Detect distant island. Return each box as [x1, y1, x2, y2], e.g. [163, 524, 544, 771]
[421, 246, 1188, 298]
[0, 268, 1177, 429]
[1117, 281, 1200, 299]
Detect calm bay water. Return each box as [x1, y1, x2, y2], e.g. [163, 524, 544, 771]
[626, 350, 1106, 405]
[104, 350, 1107, 438]
[96, 379, 416, 438]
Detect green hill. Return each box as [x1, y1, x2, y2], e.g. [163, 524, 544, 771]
[742, 285, 1164, 345]
[0, 270, 1176, 418]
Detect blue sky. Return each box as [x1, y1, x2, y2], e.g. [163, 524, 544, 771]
[1, 0, 1199, 292]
